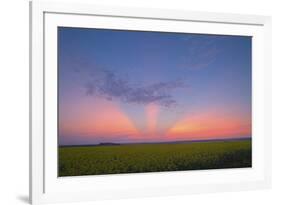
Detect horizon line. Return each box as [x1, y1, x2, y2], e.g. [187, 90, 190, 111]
[59, 136, 251, 147]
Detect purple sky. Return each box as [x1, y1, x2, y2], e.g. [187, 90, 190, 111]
[58, 27, 252, 145]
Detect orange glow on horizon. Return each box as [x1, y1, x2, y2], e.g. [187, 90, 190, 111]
[60, 98, 251, 142]
[166, 110, 251, 140]
[59, 98, 140, 139]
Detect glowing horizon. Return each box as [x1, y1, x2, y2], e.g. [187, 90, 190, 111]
[58, 27, 251, 145]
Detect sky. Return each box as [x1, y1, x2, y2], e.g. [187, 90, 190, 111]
[58, 27, 252, 145]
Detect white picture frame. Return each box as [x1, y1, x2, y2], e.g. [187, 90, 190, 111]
[30, 1, 272, 204]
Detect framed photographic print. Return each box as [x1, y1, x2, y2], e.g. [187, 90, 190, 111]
[30, 1, 271, 204]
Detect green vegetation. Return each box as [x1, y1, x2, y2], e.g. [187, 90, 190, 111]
[58, 140, 251, 176]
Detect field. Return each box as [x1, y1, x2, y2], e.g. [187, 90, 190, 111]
[58, 139, 252, 177]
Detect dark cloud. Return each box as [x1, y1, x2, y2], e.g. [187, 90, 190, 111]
[64, 54, 187, 107]
[85, 69, 186, 107]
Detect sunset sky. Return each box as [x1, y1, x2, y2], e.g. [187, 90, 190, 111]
[58, 27, 252, 145]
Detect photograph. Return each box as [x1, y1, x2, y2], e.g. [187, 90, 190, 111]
[58, 27, 252, 177]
